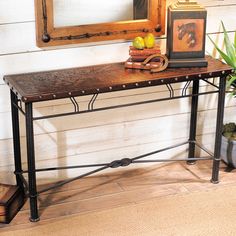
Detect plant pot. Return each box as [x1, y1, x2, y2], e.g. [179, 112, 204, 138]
[221, 135, 236, 168]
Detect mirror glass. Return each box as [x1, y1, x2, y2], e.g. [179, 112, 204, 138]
[53, 0, 148, 27]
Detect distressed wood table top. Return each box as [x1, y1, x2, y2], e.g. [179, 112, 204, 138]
[3, 56, 232, 103]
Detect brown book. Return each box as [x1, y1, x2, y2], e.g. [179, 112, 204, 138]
[0, 184, 25, 223]
[129, 46, 161, 56]
[130, 55, 161, 62]
[124, 58, 162, 70]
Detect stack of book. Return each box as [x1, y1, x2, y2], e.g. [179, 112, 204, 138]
[0, 184, 25, 223]
[125, 45, 162, 70]
[128, 46, 161, 62]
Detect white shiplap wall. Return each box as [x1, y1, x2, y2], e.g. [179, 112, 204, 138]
[0, 0, 236, 184]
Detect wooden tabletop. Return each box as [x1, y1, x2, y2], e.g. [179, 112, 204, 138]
[3, 56, 233, 103]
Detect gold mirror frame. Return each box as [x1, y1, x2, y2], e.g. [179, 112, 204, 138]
[35, 0, 166, 47]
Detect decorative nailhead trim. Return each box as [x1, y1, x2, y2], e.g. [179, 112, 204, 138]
[209, 72, 212, 76]
[96, 88, 100, 92]
[186, 76, 189, 79]
[82, 90, 85, 94]
[198, 74, 202, 78]
[122, 85, 126, 88]
[161, 80, 164, 83]
[148, 81, 152, 85]
[135, 83, 139, 87]
[109, 87, 113, 90]
[68, 92, 72, 96]
[222, 71, 225, 74]
[53, 94, 56, 98]
[175, 78, 178, 81]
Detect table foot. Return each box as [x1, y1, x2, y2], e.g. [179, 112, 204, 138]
[210, 179, 219, 184]
[29, 217, 40, 222]
[187, 160, 196, 165]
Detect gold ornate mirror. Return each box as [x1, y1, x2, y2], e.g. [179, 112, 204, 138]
[34, 0, 166, 47]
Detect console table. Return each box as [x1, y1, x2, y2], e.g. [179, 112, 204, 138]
[3, 56, 232, 222]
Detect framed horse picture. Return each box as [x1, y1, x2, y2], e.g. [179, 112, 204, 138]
[166, 0, 207, 67]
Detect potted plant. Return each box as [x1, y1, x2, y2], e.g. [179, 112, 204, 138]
[208, 22, 236, 168]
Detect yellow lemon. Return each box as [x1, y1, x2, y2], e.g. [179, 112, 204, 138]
[133, 36, 145, 50]
[144, 33, 155, 48]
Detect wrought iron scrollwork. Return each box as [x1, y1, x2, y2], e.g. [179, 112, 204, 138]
[108, 158, 132, 168]
[166, 83, 174, 97]
[88, 94, 98, 111]
[182, 81, 192, 96]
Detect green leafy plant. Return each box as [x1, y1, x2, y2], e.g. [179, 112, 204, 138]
[208, 21, 236, 90]
[222, 122, 236, 140]
[208, 22, 236, 141]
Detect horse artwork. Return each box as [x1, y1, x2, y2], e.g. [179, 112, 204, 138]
[172, 19, 204, 52]
[177, 23, 197, 48]
[166, 1, 207, 67]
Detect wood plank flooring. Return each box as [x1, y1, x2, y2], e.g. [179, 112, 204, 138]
[0, 160, 235, 233]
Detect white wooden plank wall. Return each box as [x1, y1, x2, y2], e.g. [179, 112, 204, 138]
[0, 0, 236, 184]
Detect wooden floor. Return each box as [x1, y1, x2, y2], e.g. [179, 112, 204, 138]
[0, 160, 235, 233]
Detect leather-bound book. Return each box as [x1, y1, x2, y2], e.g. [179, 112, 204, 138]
[0, 184, 25, 223]
[130, 55, 161, 62]
[129, 46, 161, 56]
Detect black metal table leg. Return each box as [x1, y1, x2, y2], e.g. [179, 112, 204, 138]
[10, 91, 24, 190]
[187, 80, 199, 165]
[211, 76, 226, 184]
[25, 103, 40, 222]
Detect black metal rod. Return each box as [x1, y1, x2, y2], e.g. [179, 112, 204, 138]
[69, 97, 76, 112]
[133, 157, 213, 163]
[11, 91, 24, 190]
[213, 77, 216, 85]
[88, 93, 98, 110]
[182, 81, 191, 96]
[88, 94, 95, 110]
[37, 166, 108, 195]
[171, 84, 174, 97]
[166, 84, 174, 97]
[20, 141, 189, 176]
[21, 141, 190, 173]
[17, 172, 29, 193]
[12, 101, 25, 116]
[186, 81, 192, 95]
[21, 163, 109, 173]
[202, 79, 219, 89]
[33, 90, 219, 121]
[91, 93, 98, 110]
[69, 97, 79, 112]
[211, 76, 226, 184]
[25, 103, 39, 221]
[188, 80, 199, 164]
[19, 99, 23, 110]
[131, 141, 189, 161]
[73, 97, 79, 112]
[194, 141, 214, 157]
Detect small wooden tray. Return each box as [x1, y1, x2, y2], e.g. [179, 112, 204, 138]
[0, 184, 25, 224]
